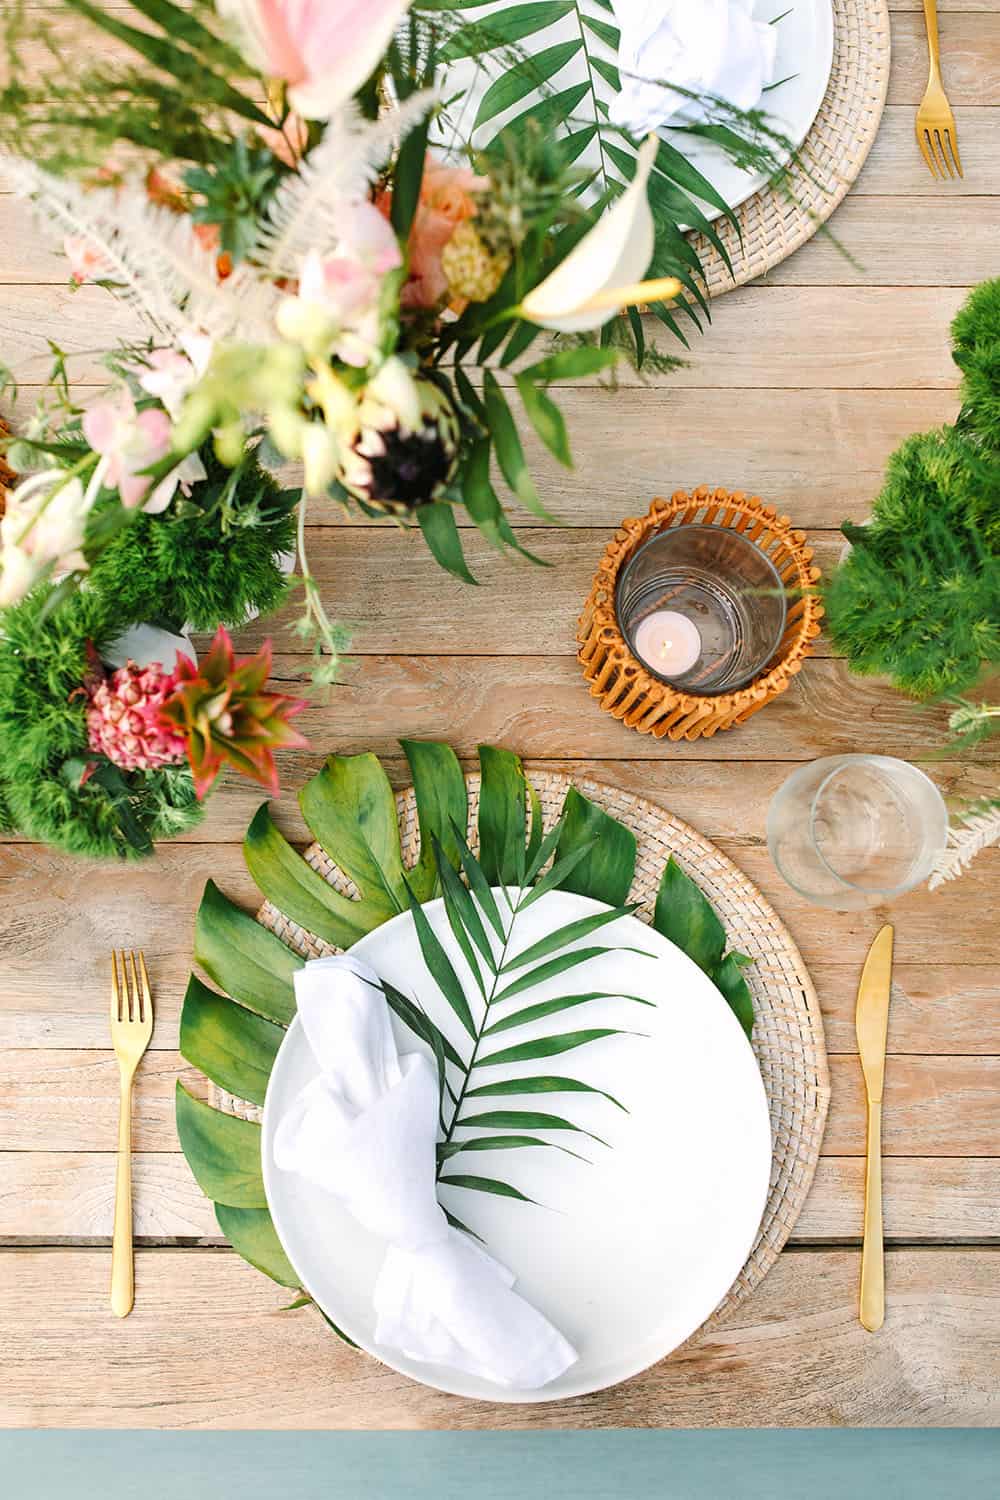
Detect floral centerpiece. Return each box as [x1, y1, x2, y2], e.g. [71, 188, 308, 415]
[0, 0, 796, 854]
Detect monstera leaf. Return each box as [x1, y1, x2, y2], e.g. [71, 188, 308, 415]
[177, 739, 755, 1302]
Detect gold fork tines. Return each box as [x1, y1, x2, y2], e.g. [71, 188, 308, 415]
[109, 950, 153, 1318]
[916, 1, 963, 179]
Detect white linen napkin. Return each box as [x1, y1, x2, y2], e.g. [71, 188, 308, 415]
[272, 953, 578, 1389]
[609, 0, 778, 134]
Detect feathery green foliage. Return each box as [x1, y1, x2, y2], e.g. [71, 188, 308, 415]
[824, 279, 1000, 704]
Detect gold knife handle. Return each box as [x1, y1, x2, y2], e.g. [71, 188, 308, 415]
[860, 1096, 884, 1332]
[111, 1064, 135, 1318]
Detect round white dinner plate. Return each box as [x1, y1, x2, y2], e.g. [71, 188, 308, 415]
[434, 1, 835, 223]
[262, 889, 772, 1401]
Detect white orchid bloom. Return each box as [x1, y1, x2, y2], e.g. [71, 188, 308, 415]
[216, 0, 413, 121]
[519, 137, 681, 333]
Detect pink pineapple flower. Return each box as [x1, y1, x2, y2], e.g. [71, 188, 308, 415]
[86, 660, 188, 773]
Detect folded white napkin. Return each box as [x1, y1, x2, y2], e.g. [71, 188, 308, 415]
[272, 953, 578, 1389]
[610, 0, 778, 134]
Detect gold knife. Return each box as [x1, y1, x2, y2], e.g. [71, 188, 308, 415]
[856, 923, 894, 1332]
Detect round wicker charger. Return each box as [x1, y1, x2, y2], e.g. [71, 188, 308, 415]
[234, 768, 831, 1341]
[692, 0, 891, 296]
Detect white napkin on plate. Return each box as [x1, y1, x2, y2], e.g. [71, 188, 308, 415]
[610, 0, 778, 134]
[272, 953, 578, 1389]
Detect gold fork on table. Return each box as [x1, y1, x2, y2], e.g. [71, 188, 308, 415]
[109, 950, 153, 1318]
[916, 0, 963, 179]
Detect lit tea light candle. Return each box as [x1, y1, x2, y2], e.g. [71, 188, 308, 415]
[632, 609, 702, 677]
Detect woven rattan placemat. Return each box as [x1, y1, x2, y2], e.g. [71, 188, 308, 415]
[692, 0, 891, 296]
[233, 768, 831, 1335]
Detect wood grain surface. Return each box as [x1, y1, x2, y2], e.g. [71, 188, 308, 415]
[1, 3, 998, 1430]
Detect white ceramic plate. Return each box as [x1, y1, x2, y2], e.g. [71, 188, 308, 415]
[434, 1, 835, 222]
[262, 889, 772, 1401]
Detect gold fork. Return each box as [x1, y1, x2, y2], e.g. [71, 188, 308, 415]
[916, 0, 963, 179]
[109, 950, 153, 1318]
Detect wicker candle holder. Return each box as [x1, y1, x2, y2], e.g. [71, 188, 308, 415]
[577, 488, 823, 741]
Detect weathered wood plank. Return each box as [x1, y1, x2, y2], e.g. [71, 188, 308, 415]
[5, 1050, 998, 1155]
[851, 107, 1000, 195]
[1, 830, 996, 1051]
[0, 386, 962, 531]
[0, 655, 977, 772]
[2, 193, 997, 288]
[1, 1247, 996, 1427]
[262, 654, 974, 762]
[0, 285, 967, 387]
[889, 13, 1000, 105]
[2, 1153, 997, 1246]
[3, 755, 990, 855]
[7, 10, 1000, 107]
[761, 195, 1000, 286]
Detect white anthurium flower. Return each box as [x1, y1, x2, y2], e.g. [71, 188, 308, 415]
[216, 0, 413, 121]
[519, 137, 681, 333]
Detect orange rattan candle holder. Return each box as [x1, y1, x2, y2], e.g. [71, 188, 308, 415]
[577, 488, 823, 741]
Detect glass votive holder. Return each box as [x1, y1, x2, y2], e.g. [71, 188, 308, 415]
[577, 491, 823, 743]
[615, 523, 788, 694]
[767, 755, 949, 910]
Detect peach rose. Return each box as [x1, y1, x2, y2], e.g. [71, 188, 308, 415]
[381, 154, 489, 310]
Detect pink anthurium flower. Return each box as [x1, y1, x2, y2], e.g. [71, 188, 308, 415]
[216, 0, 413, 120]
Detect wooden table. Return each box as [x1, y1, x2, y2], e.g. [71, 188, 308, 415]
[2, 3, 999, 1429]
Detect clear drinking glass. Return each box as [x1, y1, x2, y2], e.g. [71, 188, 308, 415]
[767, 755, 949, 910]
[615, 524, 787, 694]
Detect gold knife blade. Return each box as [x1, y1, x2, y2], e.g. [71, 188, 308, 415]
[856, 923, 894, 1332]
[856, 924, 894, 1102]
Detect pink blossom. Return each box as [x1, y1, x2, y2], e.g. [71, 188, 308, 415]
[82, 390, 204, 513]
[64, 236, 107, 286]
[379, 156, 488, 310]
[217, 0, 412, 120]
[276, 203, 403, 364]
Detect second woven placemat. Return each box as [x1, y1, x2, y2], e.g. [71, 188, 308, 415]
[692, 0, 891, 296]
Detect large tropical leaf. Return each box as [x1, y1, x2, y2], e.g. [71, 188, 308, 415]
[179, 975, 284, 1108]
[553, 786, 636, 907]
[175, 1083, 267, 1208]
[194, 879, 300, 1026]
[244, 803, 375, 949]
[401, 738, 468, 902]
[299, 753, 408, 917]
[214, 1205, 300, 1288]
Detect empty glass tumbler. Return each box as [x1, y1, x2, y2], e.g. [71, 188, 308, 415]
[767, 755, 948, 910]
